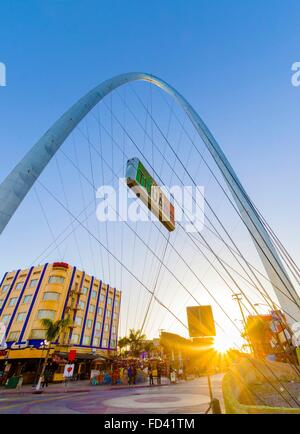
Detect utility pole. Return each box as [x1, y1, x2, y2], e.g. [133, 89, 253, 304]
[232, 293, 252, 354]
[232, 294, 247, 328]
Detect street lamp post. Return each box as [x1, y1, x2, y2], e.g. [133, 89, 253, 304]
[232, 294, 253, 354]
[34, 340, 50, 392]
[33, 340, 47, 387]
[232, 294, 247, 328]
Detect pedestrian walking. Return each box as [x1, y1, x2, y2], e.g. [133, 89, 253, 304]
[123, 367, 128, 385]
[157, 365, 162, 385]
[170, 368, 176, 384]
[178, 367, 183, 380]
[42, 369, 50, 388]
[148, 367, 154, 386]
[128, 366, 133, 385]
[132, 365, 137, 385]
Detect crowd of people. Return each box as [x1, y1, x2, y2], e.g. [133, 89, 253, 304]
[90, 358, 190, 387]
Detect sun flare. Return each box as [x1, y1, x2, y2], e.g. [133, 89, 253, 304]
[213, 335, 232, 353]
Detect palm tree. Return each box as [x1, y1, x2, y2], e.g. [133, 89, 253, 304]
[35, 317, 70, 392]
[143, 341, 155, 356]
[118, 336, 129, 355]
[127, 329, 146, 357]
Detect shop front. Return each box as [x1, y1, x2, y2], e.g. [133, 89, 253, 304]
[0, 341, 116, 386]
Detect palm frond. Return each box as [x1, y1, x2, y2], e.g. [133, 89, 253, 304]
[40, 317, 71, 342]
[40, 318, 53, 328]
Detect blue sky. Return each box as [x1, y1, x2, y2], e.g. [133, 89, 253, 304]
[0, 0, 299, 342]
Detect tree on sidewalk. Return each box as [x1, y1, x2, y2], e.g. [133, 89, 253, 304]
[118, 336, 129, 355]
[127, 329, 146, 357]
[35, 317, 70, 392]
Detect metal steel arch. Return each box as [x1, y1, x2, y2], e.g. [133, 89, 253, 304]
[0, 72, 299, 321]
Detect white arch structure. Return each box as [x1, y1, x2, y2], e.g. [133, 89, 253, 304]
[0, 72, 299, 322]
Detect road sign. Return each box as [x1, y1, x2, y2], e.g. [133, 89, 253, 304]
[63, 364, 74, 378]
[126, 158, 175, 232]
[186, 305, 216, 337]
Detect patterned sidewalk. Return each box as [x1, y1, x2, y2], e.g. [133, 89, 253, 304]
[0, 377, 171, 395]
[0, 375, 224, 414]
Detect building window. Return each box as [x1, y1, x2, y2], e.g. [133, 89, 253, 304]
[37, 309, 56, 320]
[110, 339, 116, 348]
[98, 307, 103, 316]
[113, 313, 118, 320]
[115, 300, 119, 307]
[82, 286, 88, 295]
[48, 276, 65, 284]
[2, 284, 10, 293]
[23, 295, 32, 304]
[15, 282, 24, 291]
[83, 336, 91, 346]
[89, 305, 95, 313]
[78, 300, 85, 310]
[93, 338, 100, 347]
[17, 312, 26, 322]
[2, 314, 11, 325]
[30, 329, 46, 339]
[93, 337, 100, 347]
[30, 279, 39, 288]
[112, 326, 116, 334]
[0, 299, 3, 308]
[8, 297, 17, 307]
[91, 290, 97, 299]
[43, 292, 60, 301]
[87, 319, 92, 329]
[75, 316, 82, 326]
[71, 334, 79, 344]
[8, 331, 19, 341]
[95, 321, 101, 330]
[100, 294, 105, 302]
[102, 339, 108, 347]
[107, 297, 112, 305]
[104, 324, 109, 332]
[106, 310, 111, 318]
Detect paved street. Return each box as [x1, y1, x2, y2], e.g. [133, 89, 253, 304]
[0, 374, 224, 414]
